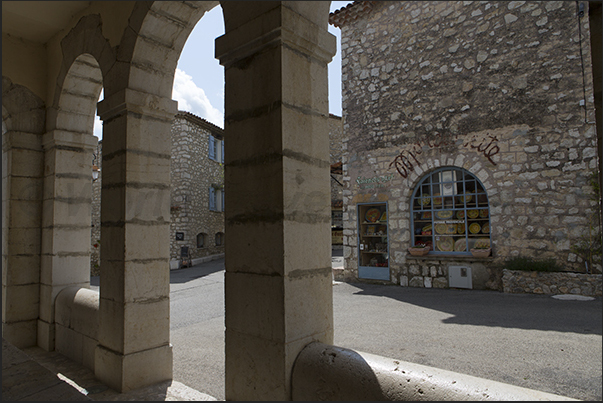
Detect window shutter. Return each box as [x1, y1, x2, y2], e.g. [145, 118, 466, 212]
[221, 140, 224, 163]
[209, 136, 215, 160]
[221, 189, 225, 212]
[209, 187, 216, 211]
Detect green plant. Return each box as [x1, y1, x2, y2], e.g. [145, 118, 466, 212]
[570, 171, 602, 273]
[502, 256, 564, 273]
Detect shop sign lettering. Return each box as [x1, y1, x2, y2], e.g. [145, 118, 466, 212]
[389, 133, 500, 178]
[356, 174, 394, 189]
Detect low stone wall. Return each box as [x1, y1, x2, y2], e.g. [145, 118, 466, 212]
[502, 270, 602, 297]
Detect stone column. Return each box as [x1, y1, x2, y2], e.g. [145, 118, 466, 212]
[38, 130, 98, 351]
[94, 88, 176, 392]
[2, 130, 44, 348]
[216, 2, 336, 400]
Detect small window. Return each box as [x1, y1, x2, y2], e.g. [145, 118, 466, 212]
[197, 233, 207, 248]
[410, 167, 490, 254]
[209, 187, 216, 211]
[215, 232, 224, 246]
[209, 135, 217, 160]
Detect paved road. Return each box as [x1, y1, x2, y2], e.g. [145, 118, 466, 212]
[167, 257, 602, 401]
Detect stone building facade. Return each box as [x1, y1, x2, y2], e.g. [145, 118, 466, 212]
[331, 1, 602, 288]
[329, 114, 344, 246]
[169, 112, 225, 267]
[90, 112, 225, 274]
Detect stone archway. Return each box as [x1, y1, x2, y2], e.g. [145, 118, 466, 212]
[38, 52, 104, 352]
[84, 1, 335, 397]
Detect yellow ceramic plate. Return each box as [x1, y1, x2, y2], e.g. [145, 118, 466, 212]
[469, 223, 481, 234]
[437, 237, 454, 252]
[435, 210, 454, 219]
[480, 209, 489, 218]
[467, 209, 479, 219]
[420, 195, 431, 206]
[482, 223, 490, 234]
[456, 210, 465, 219]
[454, 238, 467, 252]
[457, 223, 465, 234]
[435, 223, 448, 235]
[380, 211, 387, 221]
[458, 194, 472, 203]
[433, 194, 442, 205]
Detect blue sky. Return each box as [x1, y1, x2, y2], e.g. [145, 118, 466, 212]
[94, 1, 351, 138]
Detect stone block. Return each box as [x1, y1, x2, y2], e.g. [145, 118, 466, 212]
[225, 271, 285, 341]
[10, 176, 43, 201]
[225, 329, 286, 401]
[95, 343, 172, 392]
[42, 197, 91, 228]
[225, 221, 285, 275]
[4, 254, 40, 285]
[1, 319, 37, 348]
[41, 227, 91, 255]
[124, 223, 170, 261]
[123, 259, 170, 302]
[409, 276, 424, 287]
[8, 147, 44, 177]
[284, 270, 333, 341]
[283, 220, 330, 273]
[55, 324, 84, 364]
[123, 187, 170, 222]
[2, 284, 39, 322]
[9, 200, 42, 228]
[40, 254, 91, 285]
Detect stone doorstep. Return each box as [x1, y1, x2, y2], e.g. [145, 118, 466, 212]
[15, 344, 217, 401]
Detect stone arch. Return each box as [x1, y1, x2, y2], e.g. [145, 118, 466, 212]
[89, 1, 336, 396]
[51, 13, 114, 119]
[38, 17, 109, 351]
[109, 1, 219, 100]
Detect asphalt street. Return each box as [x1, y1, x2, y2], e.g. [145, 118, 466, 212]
[162, 257, 602, 401]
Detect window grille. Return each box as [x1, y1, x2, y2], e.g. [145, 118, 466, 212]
[411, 167, 491, 254]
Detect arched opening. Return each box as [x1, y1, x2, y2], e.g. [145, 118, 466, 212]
[39, 52, 103, 352]
[410, 167, 491, 254]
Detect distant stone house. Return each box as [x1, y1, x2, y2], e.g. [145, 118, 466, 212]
[331, 1, 602, 287]
[90, 111, 225, 274]
[168, 111, 225, 269]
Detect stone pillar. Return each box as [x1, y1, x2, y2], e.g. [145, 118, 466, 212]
[2, 130, 44, 348]
[94, 88, 176, 392]
[216, 2, 336, 400]
[38, 130, 98, 351]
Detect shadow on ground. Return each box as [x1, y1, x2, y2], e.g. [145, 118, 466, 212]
[348, 282, 603, 335]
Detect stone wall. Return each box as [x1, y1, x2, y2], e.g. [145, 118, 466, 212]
[169, 112, 225, 264]
[502, 269, 602, 296]
[337, 1, 601, 286]
[90, 140, 101, 276]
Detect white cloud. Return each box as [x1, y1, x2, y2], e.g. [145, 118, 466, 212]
[172, 68, 224, 128]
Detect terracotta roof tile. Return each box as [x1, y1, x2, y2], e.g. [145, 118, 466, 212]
[329, 1, 376, 28]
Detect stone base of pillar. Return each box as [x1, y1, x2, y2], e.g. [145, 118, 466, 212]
[94, 343, 173, 393]
[37, 319, 55, 351]
[2, 320, 38, 348]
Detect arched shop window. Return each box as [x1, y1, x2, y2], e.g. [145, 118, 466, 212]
[411, 167, 491, 254]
